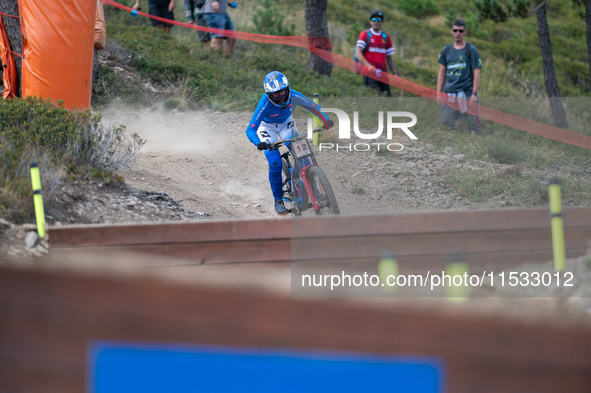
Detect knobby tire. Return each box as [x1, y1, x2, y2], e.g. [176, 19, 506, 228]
[306, 166, 340, 215]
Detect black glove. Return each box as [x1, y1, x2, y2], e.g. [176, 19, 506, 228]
[325, 119, 334, 129]
[257, 142, 270, 151]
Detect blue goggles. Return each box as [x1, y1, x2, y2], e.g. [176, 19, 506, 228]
[371, 17, 383, 22]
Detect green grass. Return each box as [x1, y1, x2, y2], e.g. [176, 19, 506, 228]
[93, 0, 591, 208]
[442, 160, 591, 207]
[419, 125, 591, 206]
[97, 0, 377, 111]
[92, 65, 152, 108]
[0, 97, 143, 223]
[326, 0, 589, 96]
[163, 97, 185, 111]
[483, 138, 529, 164]
[98, 0, 590, 108]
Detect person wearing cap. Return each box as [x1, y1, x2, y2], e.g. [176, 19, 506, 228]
[354, 10, 398, 97]
[436, 18, 482, 135]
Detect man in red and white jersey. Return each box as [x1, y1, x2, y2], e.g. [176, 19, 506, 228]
[354, 10, 398, 97]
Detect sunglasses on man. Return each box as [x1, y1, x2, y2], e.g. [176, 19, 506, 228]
[371, 17, 383, 22]
[452, 29, 465, 33]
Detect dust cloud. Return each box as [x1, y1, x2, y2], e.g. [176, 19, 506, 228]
[223, 179, 269, 202]
[101, 105, 219, 155]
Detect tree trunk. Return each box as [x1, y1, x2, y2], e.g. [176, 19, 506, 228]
[304, 0, 333, 77]
[586, 0, 591, 86]
[0, 0, 22, 97]
[535, 3, 568, 128]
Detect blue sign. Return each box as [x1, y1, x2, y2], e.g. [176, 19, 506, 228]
[90, 343, 444, 393]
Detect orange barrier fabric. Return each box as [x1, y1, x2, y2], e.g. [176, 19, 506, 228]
[104, 0, 591, 151]
[21, 0, 96, 109]
[0, 14, 18, 98]
[309, 48, 591, 151]
[95, 0, 106, 50]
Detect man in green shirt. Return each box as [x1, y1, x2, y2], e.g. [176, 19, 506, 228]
[436, 19, 482, 135]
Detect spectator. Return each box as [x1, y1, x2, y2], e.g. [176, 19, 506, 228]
[132, 0, 175, 34]
[184, 0, 211, 49]
[354, 10, 398, 97]
[436, 19, 482, 135]
[200, 0, 237, 56]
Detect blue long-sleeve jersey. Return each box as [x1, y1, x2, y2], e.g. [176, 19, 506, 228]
[246, 90, 331, 145]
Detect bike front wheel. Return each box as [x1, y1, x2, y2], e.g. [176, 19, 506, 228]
[306, 166, 340, 215]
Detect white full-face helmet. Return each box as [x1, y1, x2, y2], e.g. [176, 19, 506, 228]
[264, 71, 291, 109]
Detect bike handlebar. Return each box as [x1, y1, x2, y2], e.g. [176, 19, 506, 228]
[268, 126, 326, 150]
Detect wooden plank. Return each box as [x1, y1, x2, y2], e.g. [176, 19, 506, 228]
[292, 207, 591, 237]
[46, 209, 591, 271]
[49, 226, 590, 268]
[49, 219, 292, 248]
[2, 266, 591, 366]
[49, 207, 591, 249]
[50, 239, 292, 265]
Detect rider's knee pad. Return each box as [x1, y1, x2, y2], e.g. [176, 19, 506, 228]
[264, 150, 282, 174]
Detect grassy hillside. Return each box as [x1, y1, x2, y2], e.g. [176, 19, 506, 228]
[0, 98, 143, 222]
[93, 0, 591, 207]
[96, 0, 591, 147]
[100, 0, 589, 104]
[328, 0, 590, 97]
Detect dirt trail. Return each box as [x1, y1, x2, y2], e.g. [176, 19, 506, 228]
[105, 107, 277, 219]
[103, 105, 513, 220]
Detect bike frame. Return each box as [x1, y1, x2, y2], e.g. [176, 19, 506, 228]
[272, 127, 330, 214]
[285, 137, 323, 213]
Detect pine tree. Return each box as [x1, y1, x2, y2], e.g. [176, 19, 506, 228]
[305, 0, 333, 76]
[475, 0, 568, 128]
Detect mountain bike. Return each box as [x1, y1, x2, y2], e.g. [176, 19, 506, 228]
[269, 127, 340, 216]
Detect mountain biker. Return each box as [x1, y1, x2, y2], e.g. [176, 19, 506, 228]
[246, 71, 333, 215]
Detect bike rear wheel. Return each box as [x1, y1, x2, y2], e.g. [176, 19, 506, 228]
[306, 166, 340, 215]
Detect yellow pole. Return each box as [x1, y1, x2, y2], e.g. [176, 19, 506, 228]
[445, 259, 470, 302]
[378, 252, 398, 293]
[312, 93, 319, 146]
[30, 162, 46, 238]
[548, 179, 565, 271]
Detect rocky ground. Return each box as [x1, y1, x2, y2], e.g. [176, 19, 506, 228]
[106, 106, 519, 218]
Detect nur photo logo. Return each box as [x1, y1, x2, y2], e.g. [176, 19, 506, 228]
[308, 110, 418, 152]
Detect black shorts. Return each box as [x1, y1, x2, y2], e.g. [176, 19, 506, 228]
[196, 13, 211, 42]
[440, 91, 482, 135]
[363, 75, 392, 97]
[148, 0, 174, 27]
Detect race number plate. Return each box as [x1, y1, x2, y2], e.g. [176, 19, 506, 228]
[292, 139, 312, 159]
